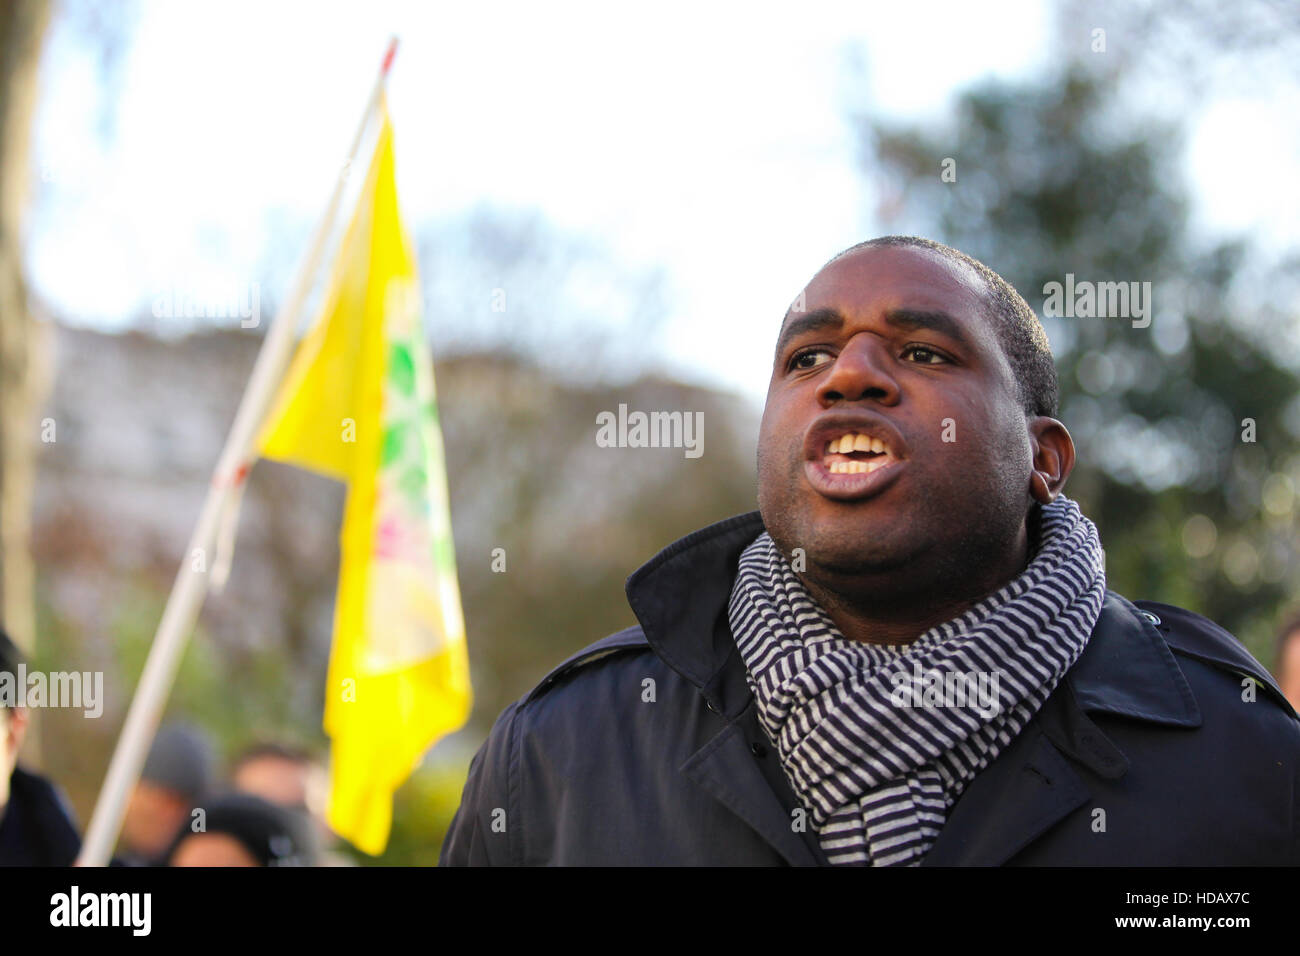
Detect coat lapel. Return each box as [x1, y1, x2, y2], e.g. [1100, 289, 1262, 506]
[920, 720, 1092, 865]
[628, 512, 830, 866]
[680, 717, 827, 866]
[923, 590, 1201, 865]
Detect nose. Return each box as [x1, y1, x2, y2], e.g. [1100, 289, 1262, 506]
[815, 332, 901, 407]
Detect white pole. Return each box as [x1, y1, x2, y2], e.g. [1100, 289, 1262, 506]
[76, 38, 399, 867]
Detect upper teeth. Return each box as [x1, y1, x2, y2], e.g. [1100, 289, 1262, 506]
[827, 433, 888, 455]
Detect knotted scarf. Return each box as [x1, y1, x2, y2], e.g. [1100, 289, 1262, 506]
[727, 495, 1105, 865]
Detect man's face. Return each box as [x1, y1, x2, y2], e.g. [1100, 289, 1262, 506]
[121, 781, 190, 858]
[169, 832, 260, 867]
[233, 756, 309, 810]
[757, 245, 1037, 604]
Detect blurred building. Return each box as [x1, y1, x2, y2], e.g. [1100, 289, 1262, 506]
[27, 319, 760, 818]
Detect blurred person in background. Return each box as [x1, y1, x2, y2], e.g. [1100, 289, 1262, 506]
[1274, 611, 1300, 713]
[231, 742, 314, 809]
[117, 722, 214, 865]
[231, 741, 352, 865]
[0, 628, 81, 866]
[165, 791, 316, 866]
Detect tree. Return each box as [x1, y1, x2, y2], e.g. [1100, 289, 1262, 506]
[853, 50, 1300, 661]
[0, 0, 52, 661]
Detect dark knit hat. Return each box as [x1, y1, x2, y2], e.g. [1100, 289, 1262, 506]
[140, 723, 215, 801]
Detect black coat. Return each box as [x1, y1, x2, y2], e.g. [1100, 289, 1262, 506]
[0, 766, 81, 866]
[441, 512, 1300, 865]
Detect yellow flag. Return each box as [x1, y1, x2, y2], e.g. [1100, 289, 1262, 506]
[258, 99, 471, 855]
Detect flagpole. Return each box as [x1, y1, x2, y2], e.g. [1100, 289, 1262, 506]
[76, 38, 399, 867]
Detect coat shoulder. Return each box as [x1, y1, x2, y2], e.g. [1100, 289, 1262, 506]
[1133, 598, 1297, 720]
[521, 624, 656, 706]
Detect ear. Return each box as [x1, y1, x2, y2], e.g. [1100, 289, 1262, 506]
[4, 706, 29, 757]
[1027, 417, 1075, 504]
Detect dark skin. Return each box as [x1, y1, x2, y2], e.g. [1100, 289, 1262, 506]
[757, 245, 1076, 646]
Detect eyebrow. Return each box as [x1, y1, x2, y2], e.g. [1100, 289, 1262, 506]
[774, 306, 975, 361]
[882, 308, 975, 351]
[774, 308, 844, 360]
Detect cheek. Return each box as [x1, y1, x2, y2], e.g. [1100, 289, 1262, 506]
[932, 401, 1028, 487]
[755, 434, 779, 504]
[756, 418, 798, 513]
[755, 408, 787, 476]
[966, 403, 1024, 454]
[995, 405, 1033, 466]
[982, 417, 1033, 494]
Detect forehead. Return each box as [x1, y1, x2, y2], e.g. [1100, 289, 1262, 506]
[237, 754, 306, 775]
[784, 245, 998, 350]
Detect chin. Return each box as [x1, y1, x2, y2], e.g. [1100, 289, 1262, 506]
[801, 528, 916, 579]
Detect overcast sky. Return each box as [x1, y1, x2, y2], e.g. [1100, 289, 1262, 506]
[26, 0, 1300, 406]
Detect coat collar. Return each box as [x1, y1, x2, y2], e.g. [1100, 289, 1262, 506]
[625, 511, 768, 716]
[626, 510, 1201, 729]
[626, 510, 1203, 865]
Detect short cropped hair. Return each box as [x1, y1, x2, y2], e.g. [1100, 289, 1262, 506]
[232, 742, 313, 774]
[824, 236, 1059, 418]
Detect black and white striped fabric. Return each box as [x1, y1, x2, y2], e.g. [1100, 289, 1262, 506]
[727, 495, 1105, 866]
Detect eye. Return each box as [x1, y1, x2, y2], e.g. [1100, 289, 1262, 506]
[789, 348, 833, 372]
[903, 344, 949, 365]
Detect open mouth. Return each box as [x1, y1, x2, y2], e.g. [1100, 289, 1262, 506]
[820, 431, 897, 475]
[803, 426, 906, 502]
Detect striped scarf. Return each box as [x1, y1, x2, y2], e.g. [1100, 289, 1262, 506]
[727, 495, 1105, 866]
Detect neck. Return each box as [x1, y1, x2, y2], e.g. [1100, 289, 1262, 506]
[801, 527, 1033, 646]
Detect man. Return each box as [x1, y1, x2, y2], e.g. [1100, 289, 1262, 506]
[0, 629, 81, 866]
[117, 722, 214, 865]
[231, 741, 351, 865]
[441, 236, 1300, 866]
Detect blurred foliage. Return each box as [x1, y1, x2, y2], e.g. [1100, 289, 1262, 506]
[31, 352, 759, 865]
[27, 169, 755, 865]
[435, 357, 758, 726]
[854, 30, 1300, 667]
[33, 570, 321, 818]
[338, 757, 472, 867]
